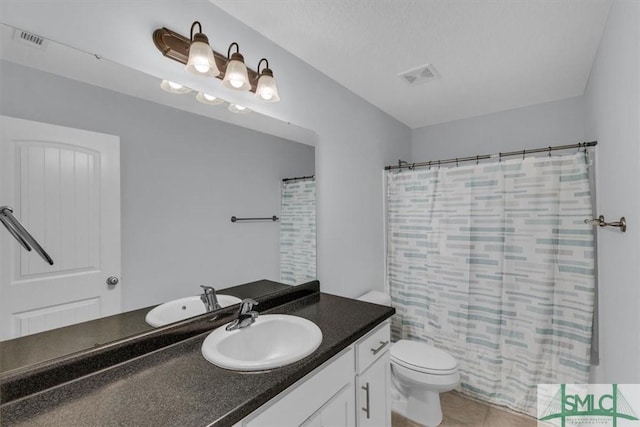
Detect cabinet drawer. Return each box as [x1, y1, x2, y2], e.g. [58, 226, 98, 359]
[356, 322, 390, 374]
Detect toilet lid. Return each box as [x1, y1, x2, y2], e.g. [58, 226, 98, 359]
[391, 340, 457, 374]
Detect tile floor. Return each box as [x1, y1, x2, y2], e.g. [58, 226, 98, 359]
[391, 391, 536, 427]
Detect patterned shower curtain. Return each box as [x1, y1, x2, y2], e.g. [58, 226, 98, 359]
[280, 179, 316, 285]
[386, 152, 595, 416]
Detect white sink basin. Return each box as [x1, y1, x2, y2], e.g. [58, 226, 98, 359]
[145, 295, 242, 327]
[201, 314, 323, 371]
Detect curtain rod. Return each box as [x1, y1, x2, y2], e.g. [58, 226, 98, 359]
[385, 141, 597, 171]
[282, 175, 315, 182]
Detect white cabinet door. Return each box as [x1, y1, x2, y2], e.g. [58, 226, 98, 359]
[0, 116, 121, 340]
[357, 351, 391, 427]
[319, 383, 355, 427]
[244, 349, 354, 427]
[300, 412, 322, 427]
[301, 383, 354, 427]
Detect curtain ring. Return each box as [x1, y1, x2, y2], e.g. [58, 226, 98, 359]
[476, 155, 479, 165]
[438, 160, 441, 169]
[548, 146, 552, 157]
[522, 149, 526, 160]
[456, 158, 459, 167]
[428, 161, 432, 170]
[499, 153, 502, 162]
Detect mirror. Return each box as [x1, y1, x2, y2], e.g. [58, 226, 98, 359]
[0, 22, 316, 373]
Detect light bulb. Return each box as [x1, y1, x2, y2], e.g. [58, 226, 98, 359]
[222, 49, 251, 91]
[160, 80, 192, 94]
[228, 103, 251, 114]
[254, 66, 280, 102]
[194, 63, 210, 73]
[196, 92, 224, 105]
[185, 24, 220, 78]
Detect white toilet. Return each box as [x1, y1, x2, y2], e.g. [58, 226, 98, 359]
[357, 291, 460, 427]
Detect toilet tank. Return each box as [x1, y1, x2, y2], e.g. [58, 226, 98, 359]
[357, 290, 392, 306]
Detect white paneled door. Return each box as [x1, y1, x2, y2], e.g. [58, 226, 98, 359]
[0, 116, 121, 340]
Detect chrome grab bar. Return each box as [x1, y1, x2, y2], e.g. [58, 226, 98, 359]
[0, 206, 54, 265]
[230, 215, 279, 223]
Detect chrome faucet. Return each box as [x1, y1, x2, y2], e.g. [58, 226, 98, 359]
[200, 285, 221, 312]
[226, 298, 259, 331]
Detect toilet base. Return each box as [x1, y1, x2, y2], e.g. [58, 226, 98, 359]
[391, 384, 408, 416]
[406, 390, 442, 427]
[389, 341, 460, 427]
[391, 375, 445, 427]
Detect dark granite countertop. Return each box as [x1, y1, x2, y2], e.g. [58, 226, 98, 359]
[222, 280, 291, 300]
[0, 280, 291, 374]
[0, 307, 151, 373]
[1, 293, 394, 427]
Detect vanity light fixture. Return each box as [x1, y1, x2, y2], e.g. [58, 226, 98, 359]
[255, 58, 280, 102]
[153, 24, 280, 101]
[228, 103, 251, 114]
[185, 21, 220, 77]
[160, 80, 192, 94]
[196, 92, 225, 105]
[221, 43, 251, 91]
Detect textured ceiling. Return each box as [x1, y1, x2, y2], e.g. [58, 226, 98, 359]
[212, 0, 611, 128]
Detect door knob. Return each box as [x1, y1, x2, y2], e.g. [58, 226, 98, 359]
[106, 276, 119, 286]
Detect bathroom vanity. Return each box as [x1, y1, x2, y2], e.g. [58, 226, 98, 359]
[0, 282, 394, 426]
[237, 322, 391, 427]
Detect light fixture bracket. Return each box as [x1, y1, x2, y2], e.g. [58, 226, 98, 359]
[153, 27, 260, 93]
[229, 52, 245, 63]
[191, 32, 209, 45]
[260, 68, 274, 78]
[257, 58, 273, 77]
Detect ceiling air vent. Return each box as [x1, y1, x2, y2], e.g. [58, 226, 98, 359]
[398, 63, 440, 86]
[12, 28, 48, 49]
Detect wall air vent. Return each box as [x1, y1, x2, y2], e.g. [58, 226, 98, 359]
[397, 63, 440, 86]
[12, 28, 48, 49]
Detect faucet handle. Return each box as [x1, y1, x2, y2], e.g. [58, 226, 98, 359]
[199, 285, 221, 311]
[225, 298, 259, 331]
[239, 298, 258, 314]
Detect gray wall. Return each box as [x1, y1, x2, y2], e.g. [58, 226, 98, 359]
[411, 95, 586, 161]
[0, 60, 315, 311]
[584, 0, 640, 383]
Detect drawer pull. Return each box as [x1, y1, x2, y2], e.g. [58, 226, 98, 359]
[361, 382, 370, 419]
[370, 340, 389, 355]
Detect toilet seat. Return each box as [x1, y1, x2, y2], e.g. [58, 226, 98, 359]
[391, 357, 458, 376]
[391, 340, 458, 375]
